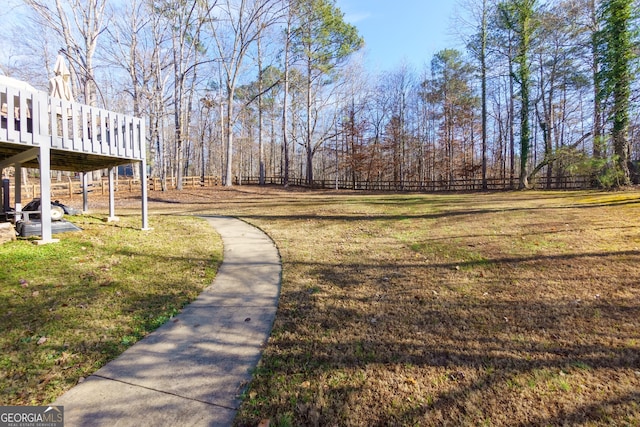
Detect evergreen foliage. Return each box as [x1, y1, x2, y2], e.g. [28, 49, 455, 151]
[596, 0, 637, 185]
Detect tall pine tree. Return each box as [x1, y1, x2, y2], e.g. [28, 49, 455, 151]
[291, 0, 363, 186]
[597, 0, 636, 185]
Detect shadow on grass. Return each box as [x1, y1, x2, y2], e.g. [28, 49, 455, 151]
[243, 248, 640, 426]
[238, 196, 640, 224]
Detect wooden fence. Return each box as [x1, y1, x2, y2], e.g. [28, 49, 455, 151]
[147, 176, 222, 191]
[238, 175, 593, 191]
[1, 174, 592, 200]
[2, 175, 222, 199]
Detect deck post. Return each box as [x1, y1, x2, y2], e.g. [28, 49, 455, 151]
[2, 179, 9, 214]
[14, 163, 22, 215]
[139, 119, 149, 231]
[36, 144, 57, 244]
[107, 166, 118, 222]
[140, 159, 149, 231]
[82, 172, 89, 213]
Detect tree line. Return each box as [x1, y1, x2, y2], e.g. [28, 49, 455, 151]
[1, 0, 638, 190]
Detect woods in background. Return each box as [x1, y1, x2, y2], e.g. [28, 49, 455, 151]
[2, 0, 638, 190]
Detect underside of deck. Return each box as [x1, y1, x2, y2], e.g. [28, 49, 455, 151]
[0, 140, 139, 172]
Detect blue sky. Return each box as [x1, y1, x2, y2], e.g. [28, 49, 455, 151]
[336, 0, 459, 72]
[1, 0, 459, 76]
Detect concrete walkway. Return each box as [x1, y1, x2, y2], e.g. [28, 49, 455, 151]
[53, 216, 282, 426]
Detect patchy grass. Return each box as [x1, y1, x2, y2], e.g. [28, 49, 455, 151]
[0, 214, 221, 405]
[179, 187, 637, 427]
[6, 187, 640, 425]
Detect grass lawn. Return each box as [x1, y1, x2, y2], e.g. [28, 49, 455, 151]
[2, 187, 639, 426]
[0, 214, 222, 405]
[202, 188, 640, 427]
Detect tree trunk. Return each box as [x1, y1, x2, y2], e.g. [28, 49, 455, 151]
[509, 61, 516, 189]
[517, 0, 535, 190]
[481, 0, 488, 191]
[282, 13, 291, 187]
[224, 85, 235, 187]
[305, 57, 313, 186]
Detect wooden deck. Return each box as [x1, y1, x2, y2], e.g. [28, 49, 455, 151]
[0, 78, 148, 243]
[0, 81, 145, 172]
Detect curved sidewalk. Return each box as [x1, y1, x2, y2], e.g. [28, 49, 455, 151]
[54, 216, 282, 426]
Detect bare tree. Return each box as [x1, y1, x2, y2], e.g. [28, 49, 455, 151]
[104, 0, 158, 180]
[290, 0, 363, 186]
[210, 0, 283, 187]
[281, 0, 295, 186]
[24, 0, 108, 107]
[253, 8, 284, 185]
[154, 0, 216, 190]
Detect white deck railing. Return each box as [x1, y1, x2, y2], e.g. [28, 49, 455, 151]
[0, 82, 145, 162]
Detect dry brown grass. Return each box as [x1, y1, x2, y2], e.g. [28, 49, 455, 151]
[61, 187, 640, 425]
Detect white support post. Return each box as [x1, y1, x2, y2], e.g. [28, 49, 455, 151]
[140, 159, 150, 231]
[107, 167, 118, 222]
[37, 144, 57, 244]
